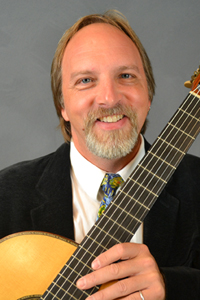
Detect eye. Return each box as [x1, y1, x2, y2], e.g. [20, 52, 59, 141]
[75, 77, 95, 90]
[81, 78, 92, 84]
[120, 73, 132, 79]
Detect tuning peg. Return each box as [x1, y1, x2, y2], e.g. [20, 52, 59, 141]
[184, 65, 200, 89]
[184, 80, 192, 88]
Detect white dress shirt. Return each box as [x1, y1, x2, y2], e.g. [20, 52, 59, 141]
[70, 135, 145, 244]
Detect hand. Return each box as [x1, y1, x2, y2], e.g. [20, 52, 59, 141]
[76, 243, 165, 300]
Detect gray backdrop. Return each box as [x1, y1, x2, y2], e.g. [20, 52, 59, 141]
[0, 0, 199, 170]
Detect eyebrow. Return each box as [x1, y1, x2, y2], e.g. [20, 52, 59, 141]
[70, 70, 95, 81]
[116, 65, 140, 73]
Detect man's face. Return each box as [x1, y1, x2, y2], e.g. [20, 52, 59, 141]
[61, 23, 150, 161]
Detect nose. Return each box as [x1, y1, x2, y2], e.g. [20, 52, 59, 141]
[95, 78, 122, 107]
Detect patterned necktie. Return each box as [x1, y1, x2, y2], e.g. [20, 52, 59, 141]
[97, 173, 124, 220]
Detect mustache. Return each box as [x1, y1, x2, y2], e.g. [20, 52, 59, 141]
[84, 104, 136, 126]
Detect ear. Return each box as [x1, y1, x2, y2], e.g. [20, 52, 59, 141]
[61, 107, 70, 122]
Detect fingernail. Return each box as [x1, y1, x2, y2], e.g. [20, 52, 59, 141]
[77, 277, 86, 289]
[92, 258, 100, 269]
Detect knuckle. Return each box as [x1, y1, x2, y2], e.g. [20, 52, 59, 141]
[140, 243, 149, 254]
[115, 243, 126, 257]
[154, 283, 165, 299]
[116, 280, 127, 293]
[143, 256, 155, 269]
[110, 262, 119, 275]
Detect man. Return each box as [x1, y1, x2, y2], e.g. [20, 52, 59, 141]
[0, 10, 200, 300]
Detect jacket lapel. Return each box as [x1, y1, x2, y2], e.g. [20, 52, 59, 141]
[143, 188, 179, 266]
[30, 143, 75, 241]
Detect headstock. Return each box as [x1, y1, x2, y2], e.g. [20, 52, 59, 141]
[184, 65, 200, 91]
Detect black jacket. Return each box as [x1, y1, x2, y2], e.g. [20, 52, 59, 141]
[0, 142, 200, 299]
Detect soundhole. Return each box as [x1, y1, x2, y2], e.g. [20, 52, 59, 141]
[17, 295, 41, 300]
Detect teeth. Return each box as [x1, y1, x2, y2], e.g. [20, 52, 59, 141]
[99, 114, 124, 123]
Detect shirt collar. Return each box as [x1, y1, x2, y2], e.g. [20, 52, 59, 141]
[70, 135, 145, 201]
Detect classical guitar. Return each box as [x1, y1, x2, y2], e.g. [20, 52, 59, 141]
[0, 67, 200, 300]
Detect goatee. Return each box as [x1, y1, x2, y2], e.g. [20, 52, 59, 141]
[84, 104, 139, 160]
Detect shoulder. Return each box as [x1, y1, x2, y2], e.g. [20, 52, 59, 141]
[0, 143, 70, 188]
[172, 153, 200, 183]
[166, 153, 200, 200]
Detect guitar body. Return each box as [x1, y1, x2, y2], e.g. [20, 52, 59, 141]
[0, 232, 77, 300]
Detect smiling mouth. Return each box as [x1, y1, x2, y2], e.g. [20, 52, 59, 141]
[98, 114, 124, 123]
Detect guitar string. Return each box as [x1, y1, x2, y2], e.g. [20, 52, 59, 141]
[49, 89, 200, 300]
[74, 89, 200, 296]
[42, 89, 200, 300]
[41, 88, 199, 298]
[56, 89, 200, 300]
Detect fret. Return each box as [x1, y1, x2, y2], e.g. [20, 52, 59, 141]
[70, 255, 93, 272]
[83, 234, 108, 251]
[139, 153, 176, 182]
[167, 122, 195, 139]
[112, 201, 144, 223]
[128, 177, 159, 197]
[161, 124, 195, 151]
[138, 163, 167, 184]
[71, 245, 96, 264]
[189, 91, 200, 99]
[42, 290, 61, 299]
[95, 223, 122, 243]
[179, 108, 200, 123]
[147, 151, 176, 169]
[102, 212, 136, 236]
[121, 182, 156, 208]
[58, 265, 79, 283]
[158, 136, 185, 155]
[55, 276, 91, 298]
[107, 210, 139, 240]
[181, 94, 200, 117]
[108, 203, 143, 237]
[114, 194, 152, 222]
[170, 109, 200, 137]
[87, 229, 117, 250]
[150, 143, 184, 168]
[55, 271, 77, 290]
[123, 168, 164, 200]
[77, 245, 97, 260]
[181, 92, 200, 109]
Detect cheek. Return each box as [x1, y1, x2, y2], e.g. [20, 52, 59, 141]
[137, 100, 150, 129]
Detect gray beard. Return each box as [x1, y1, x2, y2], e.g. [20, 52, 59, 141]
[84, 104, 139, 160]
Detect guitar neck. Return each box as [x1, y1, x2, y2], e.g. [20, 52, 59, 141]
[41, 88, 200, 300]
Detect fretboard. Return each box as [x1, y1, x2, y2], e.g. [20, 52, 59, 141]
[41, 88, 200, 300]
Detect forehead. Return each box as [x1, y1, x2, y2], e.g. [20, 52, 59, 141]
[62, 23, 143, 75]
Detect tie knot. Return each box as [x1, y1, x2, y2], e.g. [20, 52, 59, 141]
[101, 173, 124, 198]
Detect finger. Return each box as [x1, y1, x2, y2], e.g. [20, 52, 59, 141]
[92, 243, 147, 270]
[77, 248, 159, 290]
[85, 276, 145, 300]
